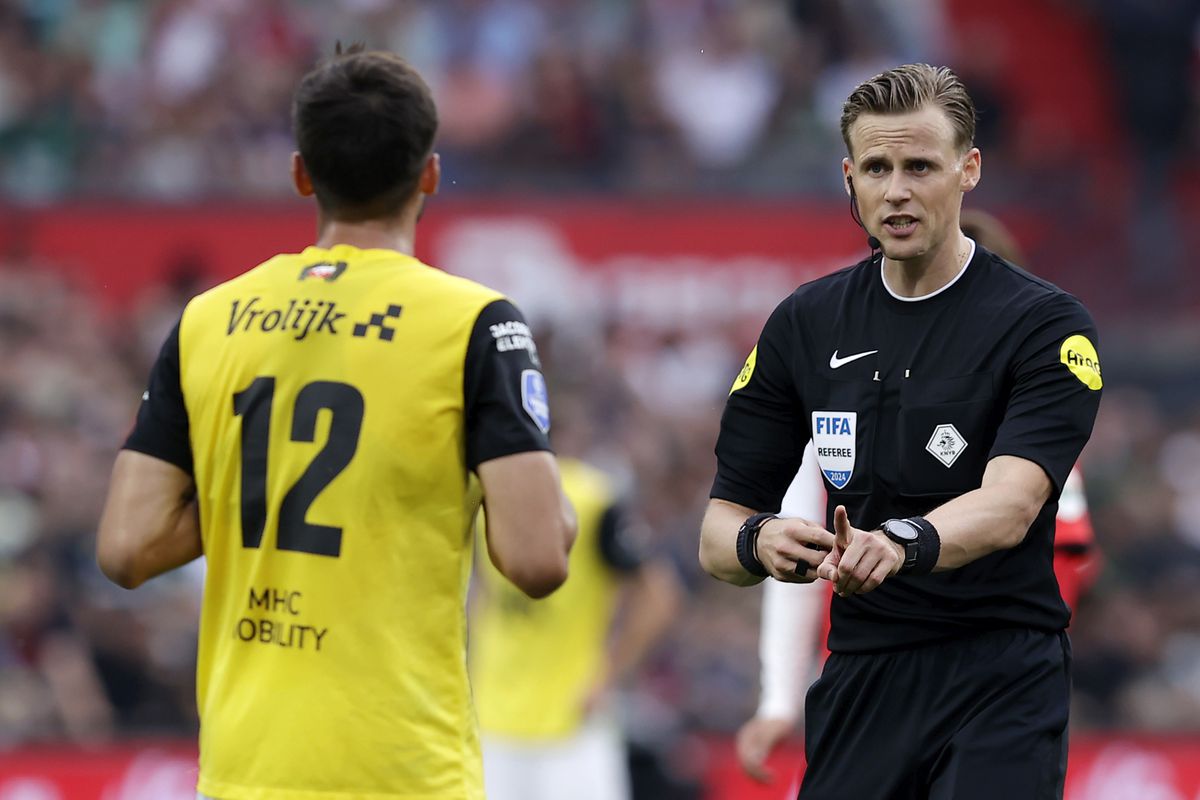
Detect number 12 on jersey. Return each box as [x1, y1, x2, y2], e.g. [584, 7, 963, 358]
[232, 377, 364, 558]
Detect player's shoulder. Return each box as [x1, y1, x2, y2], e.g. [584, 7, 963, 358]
[975, 246, 1091, 319]
[558, 458, 616, 499]
[181, 249, 308, 306]
[558, 458, 619, 519]
[399, 254, 505, 303]
[183, 247, 506, 318]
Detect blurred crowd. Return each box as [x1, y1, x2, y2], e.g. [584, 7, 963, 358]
[0, 0, 957, 200]
[14, 0, 1188, 202]
[3, 0, 1198, 307]
[2, 0, 1200, 760]
[2, 257, 1200, 750]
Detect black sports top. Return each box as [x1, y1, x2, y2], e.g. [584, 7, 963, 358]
[712, 243, 1103, 652]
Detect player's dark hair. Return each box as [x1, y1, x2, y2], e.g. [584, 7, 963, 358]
[840, 63, 976, 156]
[292, 43, 438, 221]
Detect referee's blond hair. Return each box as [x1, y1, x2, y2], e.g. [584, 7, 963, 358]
[840, 64, 977, 155]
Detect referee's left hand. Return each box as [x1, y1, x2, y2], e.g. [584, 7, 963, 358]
[817, 505, 904, 596]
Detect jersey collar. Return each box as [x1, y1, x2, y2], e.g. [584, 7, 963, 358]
[879, 237, 976, 303]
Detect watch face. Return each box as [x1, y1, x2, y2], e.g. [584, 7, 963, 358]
[885, 519, 919, 542]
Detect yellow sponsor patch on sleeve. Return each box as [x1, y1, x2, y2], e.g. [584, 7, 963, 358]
[1060, 334, 1102, 390]
[730, 345, 757, 394]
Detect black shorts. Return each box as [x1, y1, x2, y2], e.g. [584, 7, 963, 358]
[799, 627, 1071, 800]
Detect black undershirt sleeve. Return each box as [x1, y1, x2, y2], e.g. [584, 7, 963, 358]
[123, 320, 194, 475]
[464, 299, 553, 470]
[597, 503, 646, 574]
[710, 297, 807, 511]
[989, 294, 1102, 498]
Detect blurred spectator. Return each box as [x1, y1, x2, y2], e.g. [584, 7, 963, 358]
[1, 0, 931, 199]
[1090, 0, 1200, 301]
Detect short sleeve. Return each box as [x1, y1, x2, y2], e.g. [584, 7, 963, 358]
[988, 295, 1102, 497]
[123, 320, 194, 475]
[464, 299, 553, 469]
[710, 299, 807, 511]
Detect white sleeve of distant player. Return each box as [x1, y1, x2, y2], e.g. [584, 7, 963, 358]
[757, 441, 826, 720]
[1057, 465, 1087, 522]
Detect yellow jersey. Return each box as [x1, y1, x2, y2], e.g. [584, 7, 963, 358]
[470, 458, 638, 741]
[124, 244, 553, 799]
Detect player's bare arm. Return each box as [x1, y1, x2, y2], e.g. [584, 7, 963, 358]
[699, 498, 834, 586]
[97, 450, 202, 589]
[478, 450, 576, 598]
[819, 455, 1052, 596]
[586, 559, 681, 712]
[737, 716, 798, 784]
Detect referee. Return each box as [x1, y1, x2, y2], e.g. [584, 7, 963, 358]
[700, 63, 1102, 799]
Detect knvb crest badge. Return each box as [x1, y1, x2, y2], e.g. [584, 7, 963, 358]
[926, 423, 967, 468]
[811, 411, 857, 490]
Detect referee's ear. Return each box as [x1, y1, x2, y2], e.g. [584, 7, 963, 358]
[291, 152, 315, 198]
[958, 147, 982, 193]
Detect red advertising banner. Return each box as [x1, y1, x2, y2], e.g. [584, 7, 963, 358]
[0, 201, 1051, 325]
[1, 736, 1198, 799]
[703, 735, 1200, 800]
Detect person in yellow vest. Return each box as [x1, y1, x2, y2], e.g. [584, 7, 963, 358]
[95, 45, 576, 800]
[471, 437, 681, 800]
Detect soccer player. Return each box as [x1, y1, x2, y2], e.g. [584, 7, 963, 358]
[701, 64, 1102, 798]
[735, 212, 1103, 787]
[96, 46, 576, 800]
[470, 455, 681, 800]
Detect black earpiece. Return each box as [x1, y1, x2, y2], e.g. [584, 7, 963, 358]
[847, 176, 881, 255]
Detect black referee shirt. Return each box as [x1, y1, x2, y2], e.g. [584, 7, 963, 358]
[712, 242, 1103, 653]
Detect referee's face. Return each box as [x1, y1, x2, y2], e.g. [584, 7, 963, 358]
[842, 104, 980, 264]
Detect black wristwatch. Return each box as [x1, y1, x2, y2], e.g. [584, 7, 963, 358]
[880, 517, 940, 576]
[735, 512, 776, 578]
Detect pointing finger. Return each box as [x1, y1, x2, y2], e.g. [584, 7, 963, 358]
[834, 505, 853, 551]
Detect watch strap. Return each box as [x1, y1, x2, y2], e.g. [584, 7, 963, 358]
[902, 516, 940, 576]
[736, 512, 776, 578]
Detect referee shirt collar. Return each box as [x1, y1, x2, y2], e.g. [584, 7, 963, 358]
[879, 237, 977, 303]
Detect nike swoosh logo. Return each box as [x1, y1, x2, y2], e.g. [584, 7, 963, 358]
[829, 349, 878, 369]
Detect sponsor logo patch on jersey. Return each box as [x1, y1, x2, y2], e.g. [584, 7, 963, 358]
[730, 345, 757, 394]
[490, 320, 541, 367]
[829, 348, 878, 369]
[298, 261, 348, 282]
[811, 411, 856, 490]
[352, 303, 403, 341]
[227, 296, 346, 341]
[1060, 334, 1102, 390]
[926, 423, 968, 468]
[521, 369, 551, 433]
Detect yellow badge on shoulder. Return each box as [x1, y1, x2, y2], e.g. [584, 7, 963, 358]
[730, 345, 757, 394]
[1060, 334, 1102, 390]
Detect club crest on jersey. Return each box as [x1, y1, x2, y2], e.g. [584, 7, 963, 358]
[811, 411, 856, 490]
[521, 369, 551, 433]
[298, 260, 348, 282]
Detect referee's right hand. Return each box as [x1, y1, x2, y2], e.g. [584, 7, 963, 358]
[755, 518, 835, 583]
